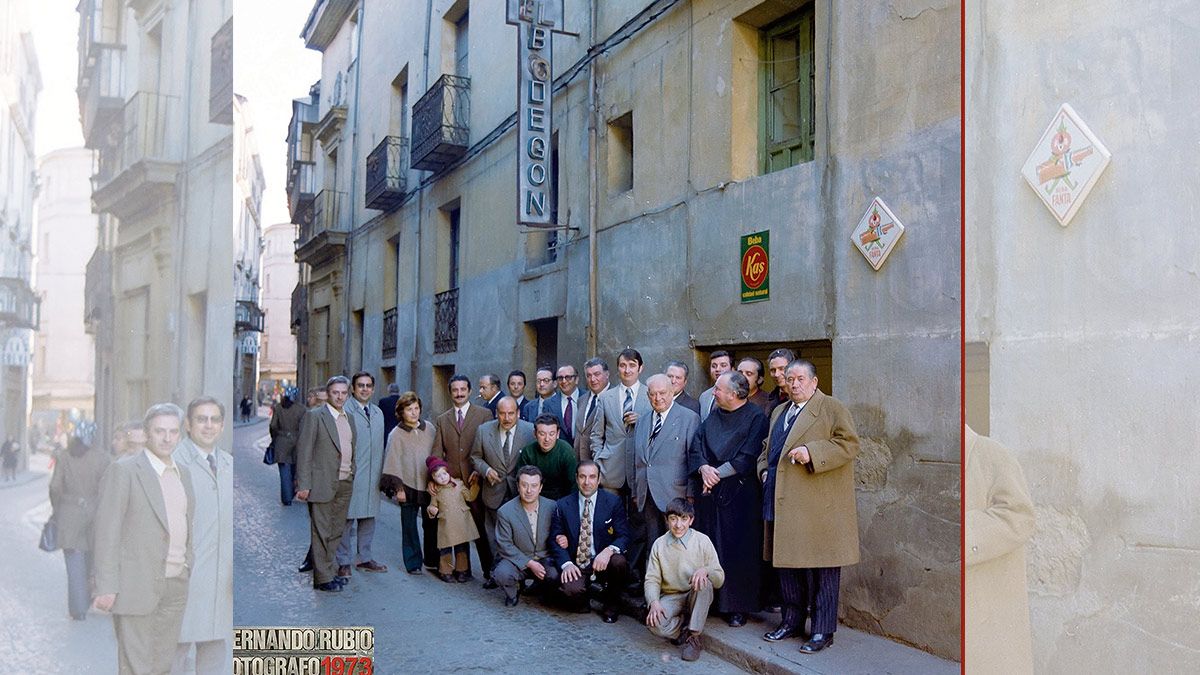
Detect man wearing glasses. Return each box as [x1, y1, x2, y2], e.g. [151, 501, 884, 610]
[545, 365, 580, 445]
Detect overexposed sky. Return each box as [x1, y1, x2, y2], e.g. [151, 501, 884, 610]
[31, 1, 83, 154]
[236, 1, 321, 228]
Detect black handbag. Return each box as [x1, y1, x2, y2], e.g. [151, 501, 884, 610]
[262, 441, 276, 465]
[38, 517, 59, 552]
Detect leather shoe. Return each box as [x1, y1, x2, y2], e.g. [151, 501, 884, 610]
[799, 633, 834, 654]
[314, 581, 342, 592]
[297, 561, 314, 573]
[437, 572, 454, 583]
[482, 576, 498, 589]
[680, 631, 703, 662]
[504, 595, 519, 607]
[601, 608, 619, 623]
[727, 613, 746, 627]
[406, 567, 423, 575]
[356, 560, 388, 573]
[454, 571, 473, 583]
[337, 565, 352, 578]
[763, 624, 801, 642]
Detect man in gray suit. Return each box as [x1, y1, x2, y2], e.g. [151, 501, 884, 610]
[573, 357, 611, 462]
[296, 376, 356, 592]
[665, 361, 701, 415]
[471, 396, 534, 580]
[632, 375, 700, 574]
[93, 402, 195, 675]
[589, 348, 651, 494]
[698, 350, 734, 421]
[493, 466, 560, 607]
[338, 371, 388, 579]
[172, 397, 233, 674]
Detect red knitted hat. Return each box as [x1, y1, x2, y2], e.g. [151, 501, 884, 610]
[426, 455, 450, 477]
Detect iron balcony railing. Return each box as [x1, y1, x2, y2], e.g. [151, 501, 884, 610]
[78, 43, 125, 146]
[290, 284, 307, 338]
[411, 74, 470, 172]
[288, 161, 317, 223]
[83, 248, 112, 333]
[235, 299, 265, 333]
[298, 189, 349, 246]
[117, 92, 179, 177]
[365, 136, 409, 211]
[382, 306, 398, 359]
[0, 277, 40, 330]
[433, 288, 459, 354]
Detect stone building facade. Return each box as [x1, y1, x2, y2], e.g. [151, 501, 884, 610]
[259, 221, 298, 399]
[289, 0, 960, 657]
[966, 1, 1200, 670]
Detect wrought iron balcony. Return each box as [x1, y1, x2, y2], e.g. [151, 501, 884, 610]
[235, 299, 265, 332]
[118, 92, 178, 172]
[295, 189, 349, 266]
[0, 277, 40, 330]
[411, 74, 470, 172]
[92, 92, 181, 218]
[83, 248, 112, 334]
[290, 283, 307, 338]
[382, 306, 398, 359]
[433, 288, 458, 354]
[287, 161, 316, 223]
[366, 136, 409, 211]
[78, 42, 125, 148]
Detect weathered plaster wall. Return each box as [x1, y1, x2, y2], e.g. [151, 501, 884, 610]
[967, 1, 1200, 671]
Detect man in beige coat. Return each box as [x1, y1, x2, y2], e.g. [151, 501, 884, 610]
[965, 425, 1034, 674]
[93, 403, 195, 675]
[757, 360, 859, 654]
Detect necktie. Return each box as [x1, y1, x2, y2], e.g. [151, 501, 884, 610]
[503, 429, 512, 461]
[576, 497, 592, 567]
[622, 388, 633, 427]
[364, 406, 371, 422]
[456, 408, 464, 431]
[585, 394, 597, 424]
[563, 396, 574, 431]
[784, 404, 801, 432]
[207, 452, 217, 476]
[650, 412, 663, 441]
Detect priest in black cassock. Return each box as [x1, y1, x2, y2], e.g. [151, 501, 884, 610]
[687, 371, 770, 627]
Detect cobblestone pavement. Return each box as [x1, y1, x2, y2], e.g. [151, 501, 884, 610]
[233, 419, 749, 673]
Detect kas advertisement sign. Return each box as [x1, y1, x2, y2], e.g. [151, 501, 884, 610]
[740, 231, 769, 303]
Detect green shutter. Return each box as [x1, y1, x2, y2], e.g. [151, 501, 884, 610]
[760, 6, 815, 174]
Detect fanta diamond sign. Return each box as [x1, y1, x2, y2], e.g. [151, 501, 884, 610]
[1020, 103, 1111, 227]
[851, 197, 905, 271]
[740, 230, 770, 303]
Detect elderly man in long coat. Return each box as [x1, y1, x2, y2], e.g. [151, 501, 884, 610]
[172, 397, 233, 674]
[339, 372, 388, 577]
[757, 359, 860, 654]
[688, 371, 769, 628]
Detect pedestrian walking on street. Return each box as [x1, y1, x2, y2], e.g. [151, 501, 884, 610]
[269, 390, 305, 506]
[1, 436, 18, 480]
[380, 392, 439, 573]
[425, 456, 481, 583]
[47, 435, 111, 620]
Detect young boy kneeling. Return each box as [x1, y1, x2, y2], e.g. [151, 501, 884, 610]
[643, 497, 725, 662]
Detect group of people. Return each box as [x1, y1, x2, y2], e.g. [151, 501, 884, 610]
[283, 345, 862, 661]
[47, 398, 234, 674]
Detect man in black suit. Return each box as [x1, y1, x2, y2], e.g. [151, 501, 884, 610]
[377, 383, 401, 439]
[543, 364, 579, 445]
[665, 361, 700, 415]
[551, 460, 631, 622]
[521, 367, 556, 422]
[506, 370, 529, 410]
[479, 374, 504, 418]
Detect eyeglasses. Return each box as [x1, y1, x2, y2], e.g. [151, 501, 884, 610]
[556, 374, 577, 381]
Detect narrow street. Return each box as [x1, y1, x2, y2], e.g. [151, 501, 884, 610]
[232, 418, 750, 673]
[0, 459, 116, 673]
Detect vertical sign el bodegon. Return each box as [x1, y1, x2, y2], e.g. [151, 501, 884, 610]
[740, 231, 770, 303]
[507, 0, 565, 228]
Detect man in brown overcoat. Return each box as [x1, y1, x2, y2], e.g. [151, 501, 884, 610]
[757, 359, 860, 654]
[432, 374, 493, 583]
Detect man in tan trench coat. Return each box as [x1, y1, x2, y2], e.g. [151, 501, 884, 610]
[965, 425, 1034, 674]
[757, 359, 859, 654]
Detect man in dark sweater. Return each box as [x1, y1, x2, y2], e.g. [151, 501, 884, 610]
[517, 415, 577, 501]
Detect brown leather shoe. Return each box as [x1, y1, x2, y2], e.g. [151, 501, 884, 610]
[337, 565, 352, 578]
[680, 631, 703, 662]
[356, 560, 388, 573]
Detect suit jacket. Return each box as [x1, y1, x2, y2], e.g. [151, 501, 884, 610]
[378, 394, 401, 440]
[543, 390, 580, 445]
[698, 386, 716, 421]
[173, 440, 233, 641]
[346, 398, 386, 518]
[550, 489, 630, 569]
[756, 389, 860, 568]
[632, 405, 700, 512]
[520, 396, 554, 423]
[674, 390, 701, 416]
[296, 406, 357, 503]
[495, 495, 556, 568]
[573, 386, 609, 462]
[588, 382, 651, 489]
[470, 419, 535, 509]
[92, 452, 195, 616]
[433, 403, 492, 480]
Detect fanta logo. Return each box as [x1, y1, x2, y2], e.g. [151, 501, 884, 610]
[742, 245, 768, 289]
